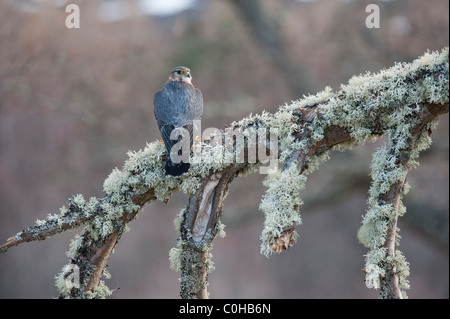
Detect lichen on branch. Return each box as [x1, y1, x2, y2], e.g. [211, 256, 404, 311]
[0, 48, 448, 299]
[259, 164, 305, 256]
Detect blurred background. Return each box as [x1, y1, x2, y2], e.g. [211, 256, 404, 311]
[0, 0, 448, 299]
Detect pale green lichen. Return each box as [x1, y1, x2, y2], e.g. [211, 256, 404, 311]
[259, 164, 306, 257]
[55, 267, 76, 297]
[66, 234, 83, 259]
[178, 244, 215, 299]
[217, 221, 226, 238]
[170, 204, 222, 297]
[169, 244, 182, 272]
[358, 128, 433, 297]
[85, 280, 112, 299]
[35, 218, 46, 226]
[104, 140, 182, 203]
[179, 176, 202, 195]
[321, 48, 448, 147]
[173, 207, 186, 235]
[73, 194, 85, 206]
[357, 141, 410, 297]
[55, 262, 82, 297]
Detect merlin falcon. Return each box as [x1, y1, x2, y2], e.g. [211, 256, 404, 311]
[153, 66, 203, 176]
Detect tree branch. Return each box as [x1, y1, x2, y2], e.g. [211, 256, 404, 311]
[1, 48, 448, 298]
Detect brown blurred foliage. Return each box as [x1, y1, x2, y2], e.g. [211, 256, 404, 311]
[0, 0, 448, 298]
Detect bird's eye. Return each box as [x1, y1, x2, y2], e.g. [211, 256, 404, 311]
[177, 70, 182, 75]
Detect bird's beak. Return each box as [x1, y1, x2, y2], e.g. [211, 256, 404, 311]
[185, 73, 191, 78]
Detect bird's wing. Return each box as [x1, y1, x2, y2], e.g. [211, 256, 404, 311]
[159, 120, 193, 158]
[154, 91, 177, 153]
[182, 123, 194, 148]
[155, 90, 192, 150]
[154, 85, 203, 150]
[154, 90, 172, 125]
[158, 121, 176, 148]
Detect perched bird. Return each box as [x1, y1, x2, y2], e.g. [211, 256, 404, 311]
[154, 66, 203, 176]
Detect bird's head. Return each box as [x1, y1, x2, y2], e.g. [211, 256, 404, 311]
[168, 66, 192, 84]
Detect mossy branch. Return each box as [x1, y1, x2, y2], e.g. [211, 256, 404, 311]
[0, 48, 448, 299]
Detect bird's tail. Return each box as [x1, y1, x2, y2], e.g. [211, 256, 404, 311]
[165, 157, 190, 177]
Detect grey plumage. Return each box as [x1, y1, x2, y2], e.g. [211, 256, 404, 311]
[154, 79, 203, 176]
